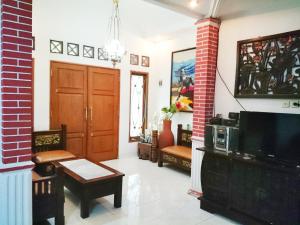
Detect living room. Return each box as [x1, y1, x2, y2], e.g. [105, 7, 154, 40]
[0, 0, 299, 225]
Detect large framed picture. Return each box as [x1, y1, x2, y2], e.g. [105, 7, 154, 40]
[170, 48, 195, 112]
[234, 30, 300, 98]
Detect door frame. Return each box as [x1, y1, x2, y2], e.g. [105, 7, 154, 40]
[128, 70, 148, 142]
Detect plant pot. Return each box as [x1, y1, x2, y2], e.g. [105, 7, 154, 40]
[158, 120, 174, 149]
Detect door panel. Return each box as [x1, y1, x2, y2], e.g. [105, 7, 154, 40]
[50, 62, 87, 157]
[91, 133, 114, 153]
[93, 95, 114, 130]
[87, 67, 120, 161]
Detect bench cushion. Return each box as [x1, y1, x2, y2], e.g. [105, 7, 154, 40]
[32, 171, 41, 181]
[161, 145, 191, 160]
[34, 150, 76, 163]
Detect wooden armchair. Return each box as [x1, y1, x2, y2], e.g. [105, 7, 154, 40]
[32, 124, 75, 175]
[158, 124, 192, 171]
[32, 166, 65, 225]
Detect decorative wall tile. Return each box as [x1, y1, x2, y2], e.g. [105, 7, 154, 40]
[98, 48, 108, 60]
[67, 43, 79, 56]
[83, 45, 94, 58]
[50, 40, 63, 54]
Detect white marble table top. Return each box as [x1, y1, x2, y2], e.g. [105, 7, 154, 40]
[60, 159, 114, 180]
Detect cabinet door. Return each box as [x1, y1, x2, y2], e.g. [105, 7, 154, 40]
[50, 62, 88, 157]
[230, 161, 262, 216]
[231, 161, 300, 225]
[87, 67, 120, 161]
[201, 153, 229, 205]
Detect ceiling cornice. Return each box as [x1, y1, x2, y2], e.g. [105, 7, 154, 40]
[207, 0, 223, 18]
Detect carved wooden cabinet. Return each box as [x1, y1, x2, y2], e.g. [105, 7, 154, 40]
[199, 148, 300, 225]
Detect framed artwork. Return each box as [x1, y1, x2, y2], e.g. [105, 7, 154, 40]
[83, 45, 94, 58]
[98, 48, 108, 61]
[32, 36, 35, 50]
[50, 40, 63, 54]
[130, 54, 139, 65]
[67, 43, 79, 56]
[235, 30, 300, 98]
[141, 56, 150, 67]
[170, 47, 195, 112]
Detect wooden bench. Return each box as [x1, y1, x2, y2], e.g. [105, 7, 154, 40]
[32, 124, 75, 175]
[32, 166, 65, 225]
[158, 124, 192, 171]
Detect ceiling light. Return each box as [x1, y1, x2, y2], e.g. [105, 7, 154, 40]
[104, 0, 126, 67]
[189, 0, 199, 8]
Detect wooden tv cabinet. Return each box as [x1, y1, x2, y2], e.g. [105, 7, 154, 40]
[197, 148, 300, 225]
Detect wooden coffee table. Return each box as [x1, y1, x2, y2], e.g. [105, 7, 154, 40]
[56, 158, 124, 218]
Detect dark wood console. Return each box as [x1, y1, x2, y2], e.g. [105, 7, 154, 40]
[198, 148, 300, 225]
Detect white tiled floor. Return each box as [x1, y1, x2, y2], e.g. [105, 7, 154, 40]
[49, 156, 240, 225]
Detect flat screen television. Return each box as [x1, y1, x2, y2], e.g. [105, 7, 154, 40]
[239, 111, 300, 165]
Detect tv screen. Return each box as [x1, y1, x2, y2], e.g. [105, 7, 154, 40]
[239, 111, 300, 165]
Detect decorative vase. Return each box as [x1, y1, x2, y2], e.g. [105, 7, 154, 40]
[158, 120, 174, 149]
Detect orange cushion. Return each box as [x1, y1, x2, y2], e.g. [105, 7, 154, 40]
[32, 171, 41, 181]
[161, 145, 191, 160]
[34, 150, 76, 163]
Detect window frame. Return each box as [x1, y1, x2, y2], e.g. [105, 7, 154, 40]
[129, 71, 148, 142]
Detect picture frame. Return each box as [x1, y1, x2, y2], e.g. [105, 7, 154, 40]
[234, 30, 300, 98]
[130, 54, 139, 65]
[32, 36, 35, 51]
[141, 56, 150, 67]
[170, 47, 195, 112]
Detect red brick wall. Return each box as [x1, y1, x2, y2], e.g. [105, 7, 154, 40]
[193, 18, 220, 138]
[1, 0, 33, 164]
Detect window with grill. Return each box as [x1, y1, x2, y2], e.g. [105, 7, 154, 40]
[129, 71, 148, 142]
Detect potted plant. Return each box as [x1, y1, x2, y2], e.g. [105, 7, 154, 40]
[159, 103, 182, 149]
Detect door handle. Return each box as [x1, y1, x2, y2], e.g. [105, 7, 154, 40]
[90, 107, 93, 121]
[85, 107, 88, 120]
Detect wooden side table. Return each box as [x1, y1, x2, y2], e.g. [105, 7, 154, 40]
[138, 143, 152, 160]
[137, 130, 159, 162]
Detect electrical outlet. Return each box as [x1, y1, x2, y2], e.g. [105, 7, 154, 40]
[282, 101, 290, 108]
[290, 100, 300, 108]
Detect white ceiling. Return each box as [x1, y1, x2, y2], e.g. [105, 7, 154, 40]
[120, 0, 196, 42]
[144, 0, 300, 19]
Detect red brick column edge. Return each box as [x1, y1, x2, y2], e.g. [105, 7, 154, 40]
[1, 0, 33, 164]
[193, 18, 220, 139]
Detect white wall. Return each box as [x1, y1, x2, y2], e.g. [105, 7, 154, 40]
[32, 0, 155, 158]
[32, 0, 195, 157]
[215, 7, 300, 116]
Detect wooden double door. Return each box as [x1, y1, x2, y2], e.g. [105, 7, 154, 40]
[50, 61, 120, 161]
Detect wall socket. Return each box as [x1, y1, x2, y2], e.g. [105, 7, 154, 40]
[282, 101, 290, 108]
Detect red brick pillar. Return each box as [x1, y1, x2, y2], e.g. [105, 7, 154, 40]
[193, 17, 220, 138]
[1, 0, 33, 166]
[1, 1, 34, 224]
[191, 18, 220, 193]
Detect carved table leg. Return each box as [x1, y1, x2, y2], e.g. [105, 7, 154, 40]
[114, 179, 123, 208]
[80, 197, 89, 219]
[158, 151, 163, 167]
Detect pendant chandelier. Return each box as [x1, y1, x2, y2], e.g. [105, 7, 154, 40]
[104, 0, 126, 67]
